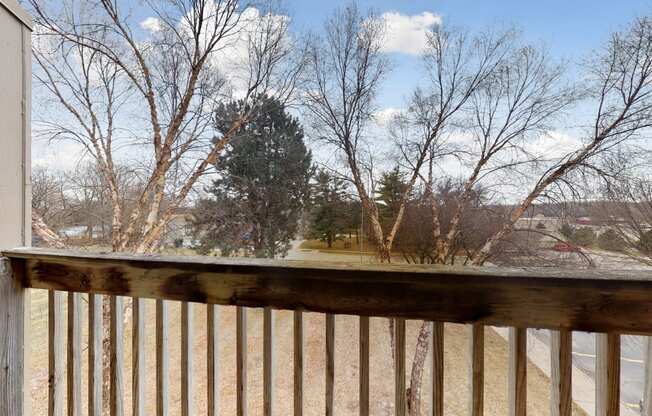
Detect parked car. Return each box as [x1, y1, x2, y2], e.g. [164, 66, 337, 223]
[552, 242, 582, 253]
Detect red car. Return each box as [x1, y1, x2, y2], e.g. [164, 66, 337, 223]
[552, 242, 582, 253]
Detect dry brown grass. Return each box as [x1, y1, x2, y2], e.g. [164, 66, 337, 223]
[28, 288, 586, 415]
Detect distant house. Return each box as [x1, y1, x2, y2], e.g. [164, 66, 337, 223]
[515, 214, 563, 231]
[162, 212, 197, 248]
[575, 217, 592, 225]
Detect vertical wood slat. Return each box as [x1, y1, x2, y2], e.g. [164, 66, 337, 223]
[110, 296, 124, 416]
[644, 337, 652, 416]
[237, 306, 247, 416]
[395, 318, 406, 416]
[49, 290, 64, 416]
[294, 310, 304, 416]
[67, 293, 82, 416]
[157, 299, 169, 416]
[469, 324, 484, 416]
[596, 333, 620, 416]
[359, 316, 370, 416]
[88, 294, 102, 416]
[264, 307, 274, 416]
[182, 302, 194, 416]
[431, 322, 444, 416]
[132, 298, 145, 416]
[550, 330, 572, 416]
[325, 313, 335, 416]
[207, 305, 219, 416]
[508, 328, 526, 416]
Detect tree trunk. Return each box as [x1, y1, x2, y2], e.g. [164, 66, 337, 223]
[407, 322, 432, 416]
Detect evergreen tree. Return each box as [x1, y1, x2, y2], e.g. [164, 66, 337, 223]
[307, 171, 348, 248]
[193, 95, 312, 258]
[375, 167, 409, 228]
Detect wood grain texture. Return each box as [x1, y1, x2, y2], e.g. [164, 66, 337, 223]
[110, 296, 124, 416]
[67, 292, 82, 416]
[132, 297, 145, 416]
[596, 333, 620, 416]
[325, 313, 335, 416]
[237, 306, 247, 416]
[644, 337, 652, 416]
[263, 307, 275, 416]
[0, 258, 28, 416]
[395, 318, 406, 416]
[49, 290, 64, 416]
[508, 328, 526, 416]
[10, 248, 652, 334]
[431, 322, 444, 416]
[550, 330, 572, 416]
[181, 302, 194, 416]
[207, 305, 219, 416]
[469, 324, 484, 416]
[293, 310, 303, 416]
[359, 316, 369, 416]
[157, 300, 169, 416]
[88, 294, 102, 416]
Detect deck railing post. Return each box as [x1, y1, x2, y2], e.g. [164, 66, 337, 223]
[0, 258, 29, 416]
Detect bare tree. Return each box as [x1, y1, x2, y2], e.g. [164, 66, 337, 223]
[303, 3, 393, 259]
[472, 17, 652, 265]
[30, 0, 304, 253]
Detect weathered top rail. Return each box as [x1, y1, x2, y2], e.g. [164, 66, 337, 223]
[5, 247, 652, 334]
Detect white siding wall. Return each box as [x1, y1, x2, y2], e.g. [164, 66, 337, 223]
[0, 0, 31, 249]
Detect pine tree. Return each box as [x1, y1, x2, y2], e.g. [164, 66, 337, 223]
[193, 95, 312, 258]
[307, 171, 349, 248]
[375, 167, 409, 229]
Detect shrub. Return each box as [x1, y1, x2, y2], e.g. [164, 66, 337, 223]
[638, 230, 652, 254]
[597, 228, 626, 252]
[570, 227, 596, 246]
[559, 223, 574, 239]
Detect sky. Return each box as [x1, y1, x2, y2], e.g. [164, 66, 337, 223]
[286, 0, 652, 110]
[32, 0, 652, 171]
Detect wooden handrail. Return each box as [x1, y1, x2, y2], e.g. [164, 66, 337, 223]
[4, 247, 652, 334]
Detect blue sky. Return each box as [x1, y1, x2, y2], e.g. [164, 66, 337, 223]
[287, 0, 652, 110]
[32, 0, 652, 170]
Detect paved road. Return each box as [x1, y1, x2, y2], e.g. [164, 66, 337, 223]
[532, 330, 647, 413]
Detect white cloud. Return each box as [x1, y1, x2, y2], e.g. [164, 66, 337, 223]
[140, 17, 162, 33]
[527, 131, 584, 159]
[373, 107, 402, 126]
[380, 12, 442, 56]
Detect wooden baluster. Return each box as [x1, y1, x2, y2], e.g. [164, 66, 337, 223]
[88, 294, 102, 416]
[182, 302, 194, 416]
[508, 328, 526, 416]
[325, 314, 335, 416]
[294, 310, 304, 416]
[469, 324, 484, 416]
[264, 307, 275, 416]
[596, 333, 620, 416]
[644, 337, 652, 416]
[132, 298, 145, 416]
[208, 305, 219, 416]
[395, 318, 406, 416]
[237, 306, 247, 416]
[359, 316, 370, 416]
[157, 300, 169, 416]
[67, 293, 81, 416]
[49, 291, 64, 416]
[110, 296, 124, 416]
[550, 330, 572, 416]
[431, 322, 444, 416]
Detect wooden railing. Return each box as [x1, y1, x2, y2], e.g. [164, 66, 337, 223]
[3, 248, 652, 416]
